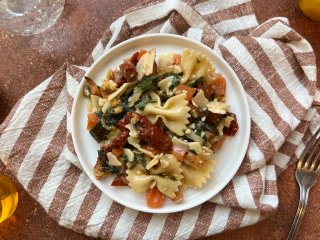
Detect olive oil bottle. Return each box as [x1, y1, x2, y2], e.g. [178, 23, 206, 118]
[0, 175, 18, 223]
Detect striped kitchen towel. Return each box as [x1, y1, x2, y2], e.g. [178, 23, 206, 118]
[0, 0, 319, 239]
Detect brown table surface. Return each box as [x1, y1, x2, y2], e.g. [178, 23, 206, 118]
[0, 0, 319, 239]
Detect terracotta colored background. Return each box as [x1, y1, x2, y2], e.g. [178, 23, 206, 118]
[0, 0, 319, 239]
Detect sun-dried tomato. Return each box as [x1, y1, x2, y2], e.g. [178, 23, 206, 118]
[206, 112, 224, 124]
[113, 70, 125, 87]
[117, 112, 172, 152]
[136, 117, 172, 152]
[188, 103, 204, 119]
[142, 145, 162, 155]
[130, 50, 147, 65]
[111, 174, 128, 186]
[101, 130, 129, 152]
[116, 77, 126, 87]
[117, 112, 138, 130]
[223, 112, 239, 136]
[119, 61, 138, 82]
[130, 51, 140, 65]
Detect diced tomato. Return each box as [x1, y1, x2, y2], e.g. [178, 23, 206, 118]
[173, 54, 181, 65]
[146, 187, 165, 208]
[213, 74, 226, 99]
[176, 85, 196, 101]
[170, 190, 184, 203]
[111, 175, 128, 186]
[112, 148, 124, 158]
[172, 145, 188, 161]
[206, 73, 226, 100]
[87, 113, 100, 130]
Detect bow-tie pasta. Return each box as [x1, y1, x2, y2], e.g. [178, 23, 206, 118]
[139, 91, 191, 136]
[126, 154, 183, 198]
[180, 48, 215, 84]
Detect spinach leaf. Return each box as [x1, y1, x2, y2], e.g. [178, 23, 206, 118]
[103, 108, 125, 126]
[95, 109, 103, 118]
[97, 150, 120, 174]
[135, 95, 155, 110]
[158, 173, 177, 181]
[169, 176, 177, 181]
[187, 77, 204, 87]
[136, 75, 161, 92]
[194, 120, 219, 136]
[169, 75, 181, 91]
[134, 151, 146, 167]
[127, 151, 147, 169]
[123, 155, 129, 164]
[189, 149, 197, 155]
[120, 93, 132, 113]
[194, 129, 202, 136]
[162, 72, 183, 78]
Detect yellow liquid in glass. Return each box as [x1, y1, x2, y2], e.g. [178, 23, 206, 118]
[0, 175, 18, 223]
[299, 0, 320, 21]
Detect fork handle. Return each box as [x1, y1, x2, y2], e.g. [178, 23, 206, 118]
[287, 186, 310, 240]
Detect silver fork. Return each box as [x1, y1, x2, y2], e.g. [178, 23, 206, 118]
[287, 127, 320, 240]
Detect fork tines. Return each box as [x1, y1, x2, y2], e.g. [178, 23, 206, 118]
[297, 128, 320, 171]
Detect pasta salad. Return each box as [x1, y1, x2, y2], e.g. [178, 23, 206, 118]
[84, 48, 239, 208]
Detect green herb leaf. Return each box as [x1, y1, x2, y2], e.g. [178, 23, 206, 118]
[95, 109, 103, 118]
[189, 149, 197, 155]
[102, 108, 125, 126]
[187, 77, 204, 87]
[194, 120, 219, 136]
[169, 176, 177, 181]
[169, 75, 181, 91]
[135, 95, 155, 110]
[133, 151, 147, 167]
[97, 150, 120, 174]
[120, 93, 134, 113]
[137, 75, 161, 92]
[123, 155, 129, 164]
[162, 72, 183, 78]
[194, 129, 202, 136]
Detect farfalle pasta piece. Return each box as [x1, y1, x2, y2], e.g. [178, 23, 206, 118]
[136, 48, 156, 80]
[181, 154, 215, 189]
[140, 91, 191, 136]
[126, 154, 183, 198]
[127, 136, 155, 158]
[158, 53, 182, 74]
[158, 76, 173, 92]
[180, 48, 215, 84]
[101, 82, 135, 113]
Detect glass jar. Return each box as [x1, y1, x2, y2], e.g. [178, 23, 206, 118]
[0, 175, 18, 223]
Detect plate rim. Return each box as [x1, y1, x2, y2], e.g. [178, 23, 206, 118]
[71, 33, 251, 213]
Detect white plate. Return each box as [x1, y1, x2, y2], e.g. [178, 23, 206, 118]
[72, 34, 251, 214]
